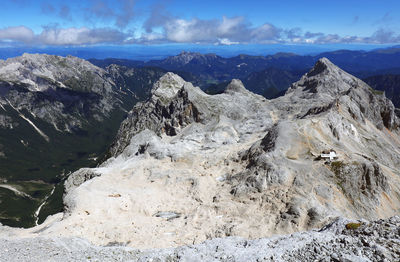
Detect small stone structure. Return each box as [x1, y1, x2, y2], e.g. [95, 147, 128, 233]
[320, 150, 337, 161]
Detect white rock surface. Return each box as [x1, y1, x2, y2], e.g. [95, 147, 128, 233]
[0, 216, 399, 261]
[0, 53, 110, 92]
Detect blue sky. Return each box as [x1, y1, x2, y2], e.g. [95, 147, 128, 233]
[0, 0, 399, 47]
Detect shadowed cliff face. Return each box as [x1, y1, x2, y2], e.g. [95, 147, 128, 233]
[363, 74, 400, 108]
[108, 73, 202, 157]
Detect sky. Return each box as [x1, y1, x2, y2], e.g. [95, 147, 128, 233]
[0, 0, 400, 48]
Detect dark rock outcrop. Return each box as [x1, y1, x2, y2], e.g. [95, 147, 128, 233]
[109, 73, 202, 157]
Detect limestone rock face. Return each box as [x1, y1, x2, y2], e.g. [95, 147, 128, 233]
[0, 53, 119, 131]
[109, 73, 203, 157]
[286, 57, 399, 130]
[64, 168, 102, 196]
[2, 58, 400, 251]
[330, 160, 389, 206]
[0, 54, 161, 133]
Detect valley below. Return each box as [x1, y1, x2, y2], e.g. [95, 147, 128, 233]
[0, 54, 166, 227]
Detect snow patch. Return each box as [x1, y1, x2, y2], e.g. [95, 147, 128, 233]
[6, 99, 50, 142]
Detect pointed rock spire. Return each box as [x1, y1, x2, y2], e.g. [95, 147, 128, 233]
[151, 72, 186, 102]
[287, 57, 360, 96]
[306, 57, 338, 77]
[224, 79, 248, 94]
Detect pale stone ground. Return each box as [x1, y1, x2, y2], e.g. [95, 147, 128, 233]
[0, 216, 399, 261]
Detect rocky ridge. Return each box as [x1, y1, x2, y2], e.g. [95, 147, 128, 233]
[0, 54, 166, 133]
[149, 51, 220, 67]
[109, 72, 203, 157]
[0, 58, 399, 257]
[0, 53, 122, 132]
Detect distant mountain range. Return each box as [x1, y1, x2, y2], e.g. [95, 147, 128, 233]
[90, 47, 400, 76]
[89, 47, 400, 98]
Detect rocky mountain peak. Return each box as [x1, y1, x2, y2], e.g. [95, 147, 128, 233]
[0, 53, 126, 134]
[306, 57, 337, 77]
[224, 79, 248, 94]
[0, 53, 108, 92]
[282, 57, 400, 130]
[151, 72, 186, 102]
[179, 51, 200, 56]
[287, 57, 363, 98]
[168, 51, 201, 65]
[165, 51, 218, 65]
[178, 51, 216, 58]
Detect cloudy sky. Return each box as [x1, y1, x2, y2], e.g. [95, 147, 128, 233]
[1, 0, 400, 46]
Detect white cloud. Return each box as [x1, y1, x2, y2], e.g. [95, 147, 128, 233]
[85, 0, 136, 29]
[304, 29, 400, 44]
[0, 26, 35, 43]
[250, 23, 281, 43]
[5, 1, 398, 46]
[140, 15, 281, 44]
[217, 38, 239, 45]
[38, 27, 126, 45]
[165, 19, 198, 42]
[0, 15, 400, 46]
[0, 26, 127, 46]
[140, 11, 400, 45]
[218, 16, 247, 36]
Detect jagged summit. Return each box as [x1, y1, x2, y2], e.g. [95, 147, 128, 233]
[151, 72, 186, 101]
[7, 53, 94, 70]
[224, 79, 249, 94]
[287, 57, 361, 97]
[150, 72, 207, 107]
[108, 72, 266, 156]
[0, 53, 109, 93]
[0, 53, 119, 131]
[306, 57, 338, 77]
[161, 51, 220, 66]
[173, 51, 202, 64]
[178, 51, 217, 58]
[282, 57, 399, 130]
